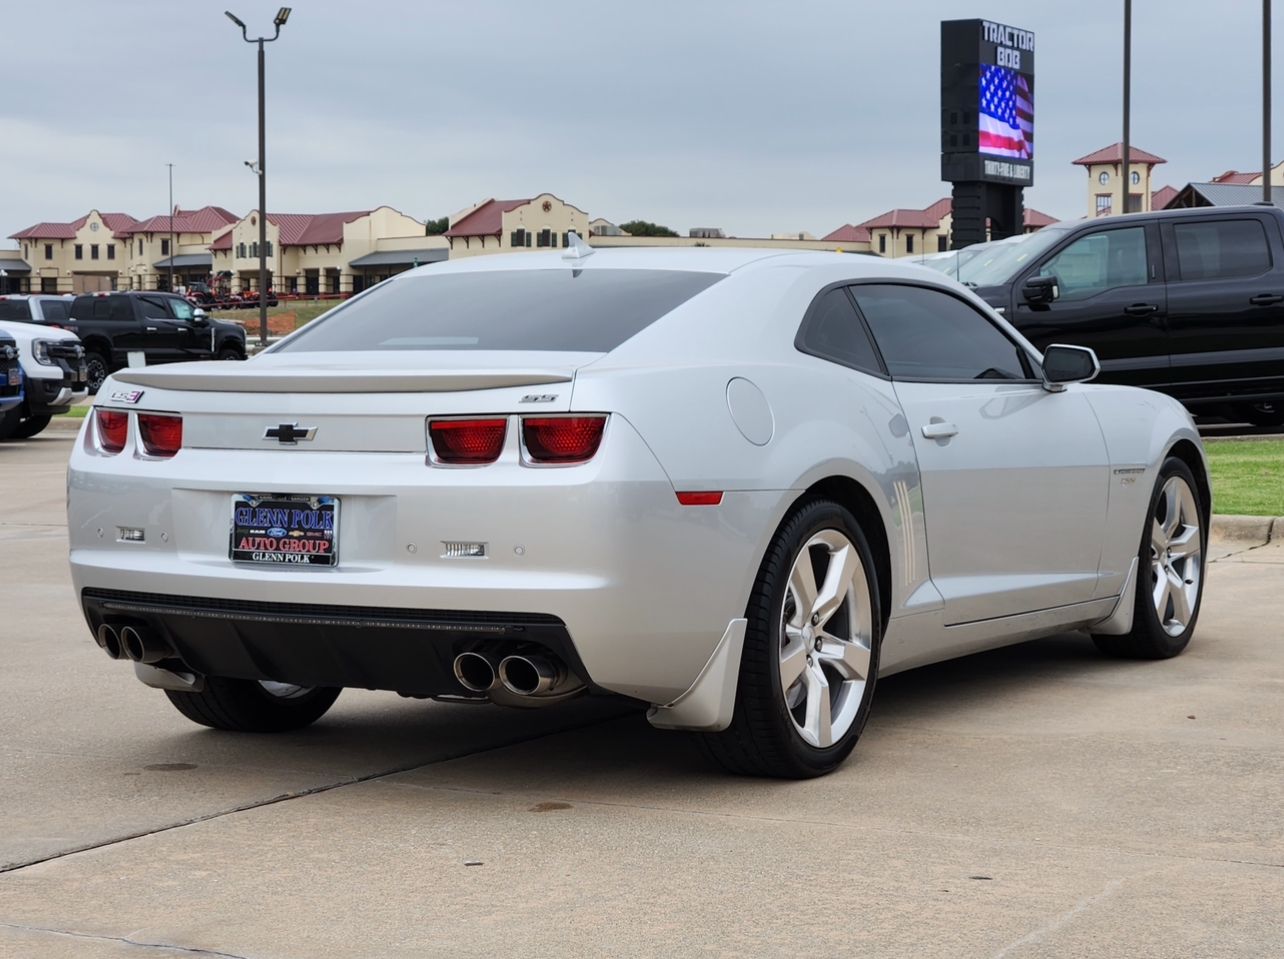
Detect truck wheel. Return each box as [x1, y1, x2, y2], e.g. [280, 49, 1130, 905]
[165, 677, 341, 732]
[1093, 457, 1206, 659]
[85, 352, 110, 394]
[217, 347, 243, 361]
[1234, 401, 1284, 428]
[698, 499, 881, 778]
[10, 414, 52, 439]
[0, 407, 20, 441]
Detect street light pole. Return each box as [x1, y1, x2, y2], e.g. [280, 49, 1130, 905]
[1122, 0, 1132, 215]
[167, 162, 174, 294]
[226, 8, 291, 349]
[1265, 0, 1273, 206]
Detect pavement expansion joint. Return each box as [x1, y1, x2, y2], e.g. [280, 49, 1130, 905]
[0, 709, 627, 876]
[1, 922, 255, 958]
[987, 878, 1125, 959]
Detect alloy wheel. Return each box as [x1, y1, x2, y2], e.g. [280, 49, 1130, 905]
[1149, 476, 1202, 636]
[778, 529, 873, 747]
[259, 681, 314, 700]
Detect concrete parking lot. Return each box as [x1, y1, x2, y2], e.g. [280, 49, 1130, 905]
[1, 429, 1281, 958]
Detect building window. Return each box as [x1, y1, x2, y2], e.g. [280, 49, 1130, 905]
[1099, 171, 1109, 185]
[878, 234, 887, 254]
[938, 235, 948, 252]
[75, 245, 83, 260]
[1131, 170, 1141, 185]
[536, 229, 553, 248]
[1095, 195, 1113, 217]
[237, 243, 247, 258]
[264, 241, 273, 257]
[161, 239, 170, 256]
[23, 245, 28, 259]
[906, 234, 914, 254]
[107, 244, 115, 260]
[562, 233, 570, 248]
[250, 242, 258, 258]
[1127, 194, 1142, 213]
[91, 244, 100, 260]
[45, 244, 53, 260]
[42, 277, 58, 293]
[510, 229, 526, 248]
[329, 272, 340, 294]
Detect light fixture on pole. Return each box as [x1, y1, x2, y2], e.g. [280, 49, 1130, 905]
[226, 7, 292, 348]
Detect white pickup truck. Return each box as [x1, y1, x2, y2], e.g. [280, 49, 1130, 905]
[0, 294, 88, 439]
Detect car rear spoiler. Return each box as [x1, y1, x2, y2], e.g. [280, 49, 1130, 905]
[110, 366, 573, 394]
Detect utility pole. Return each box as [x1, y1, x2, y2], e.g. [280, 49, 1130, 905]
[1265, 0, 1273, 205]
[167, 163, 174, 293]
[1122, 0, 1132, 214]
[227, 8, 291, 348]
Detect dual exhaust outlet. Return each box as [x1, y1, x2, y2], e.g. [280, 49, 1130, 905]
[95, 622, 172, 665]
[453, 649, 583, 704]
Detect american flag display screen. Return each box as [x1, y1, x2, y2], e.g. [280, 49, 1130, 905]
[978, 64, 1033, 160]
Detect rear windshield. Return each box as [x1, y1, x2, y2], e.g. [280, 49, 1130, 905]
[40, 299, 70, 321]
[275, 269, 725, 353]
[0, 300, 32, 321]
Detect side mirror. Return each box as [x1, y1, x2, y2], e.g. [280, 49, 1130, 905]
[192, 308, 208, 325]
[1022, 275, 1059, 305]
[1041, 344, 1100, 392]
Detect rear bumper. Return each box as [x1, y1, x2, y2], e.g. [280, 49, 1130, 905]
[68, 415, 778, 704]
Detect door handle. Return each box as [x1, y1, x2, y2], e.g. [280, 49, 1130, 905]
[1123, 303, 1159, 315]
[1249, 293, 1284, 306]
[921, 422, 959, 439]
[145, 326, 158, 331]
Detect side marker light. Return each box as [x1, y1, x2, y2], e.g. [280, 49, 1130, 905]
[676, 491, 723, 506]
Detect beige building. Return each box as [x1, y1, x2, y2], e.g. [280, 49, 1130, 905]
[11, 210, 140, 294]
[209, 206, 442, 295]
[824, 198, 1056, 258]
[444, 195, 592, 256]
[1073, 143, 1166, 217]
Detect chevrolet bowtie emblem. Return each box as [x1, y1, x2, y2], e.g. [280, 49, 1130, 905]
[264, 423, 317, 445]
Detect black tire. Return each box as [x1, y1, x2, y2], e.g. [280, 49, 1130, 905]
[165, 677, 341, 732]
[10, 414, 52, 439]
[1234, 401, 1284, 428]
[698, 498, 882, 779]
[216, 347, 243, 361]
[1093, 457, 1206, 659]
[85, 351, 110, 395]
[0, 406, 20, 441]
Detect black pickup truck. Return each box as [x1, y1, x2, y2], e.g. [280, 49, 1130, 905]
[45, 292, 247, 393]
[954, 204, 1284, 426]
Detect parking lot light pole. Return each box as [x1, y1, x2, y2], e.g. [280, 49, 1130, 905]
[1122, 0, 1131, 214]
[226, 8, 291, 349]
[1265, 0, 1273, 206]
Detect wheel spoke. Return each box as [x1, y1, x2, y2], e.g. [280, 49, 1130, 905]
[813, 544, 859, 626]
[1151, 517, 1169, 556]
[1161, 481, 1181, 537]
[779, 641, 808, 694]
[1169, 524, 1200, 561]
[1168, 569, 1192, 626]
[818, 635, 870, 682]
[789, 555, 819, 620]
[801, 665, 832, 748]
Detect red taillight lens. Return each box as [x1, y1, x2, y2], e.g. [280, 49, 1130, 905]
[96, 410, 128, 454]
[138, 413, 183, 457]
[429, 418, 507, 464]
[522, 415, 607, 464]
[676, 491, 723, 506]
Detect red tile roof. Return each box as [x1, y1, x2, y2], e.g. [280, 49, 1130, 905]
[445, 199, 533, 238]
[1072, 143, 1166, 166]
[821, 224, 872, 243]
[1150, 185, 1180, 210]
[268, 211, 373, 246]
[1023, 207, 1058, 227]
[1210, 170, 1257, 184]
[858, 208, 944, 229]
[922, 197, 953, 223]
[210, 230, 233, 251]
[10, 211, 137, 240]
[124, 206, 240, 236]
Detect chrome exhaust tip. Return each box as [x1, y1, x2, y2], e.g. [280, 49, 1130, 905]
[96, 623, 124, 660]
[119, 625, 172, 665]
[498, 654, 562, 696]
[453, 651, 500, 692]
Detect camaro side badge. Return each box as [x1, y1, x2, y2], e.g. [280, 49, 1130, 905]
[264, 423, 317, 445]
[520, 394, 558, 403]
[110, 390, 144, 404]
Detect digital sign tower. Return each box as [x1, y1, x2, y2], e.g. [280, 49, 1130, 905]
[941, 19, 1035, 248]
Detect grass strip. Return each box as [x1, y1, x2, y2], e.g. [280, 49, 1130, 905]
[1205, 439, 1284, 516]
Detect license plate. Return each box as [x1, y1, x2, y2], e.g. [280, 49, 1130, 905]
[230, 494, 339, 566]
[77, 364, 87, 382]
[6, 370, 16, 386]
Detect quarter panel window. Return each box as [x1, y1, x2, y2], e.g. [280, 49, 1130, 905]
[797, 288, 883, 375]
[1038, 227, 1147, 301]
[1173, 219, 1271, 280]
[850, 284, 1030, 381]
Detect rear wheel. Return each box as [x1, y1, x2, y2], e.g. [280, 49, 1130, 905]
[85, 352, 110, 394]
[699, 499, 881, 778]
[11, 414, 52, 439]
[165, 677, 341, 732]
[1093, 457, 1205, 659]
[216, 347, 242, 361]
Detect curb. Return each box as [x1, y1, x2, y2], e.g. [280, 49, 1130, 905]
[1209, 514, 1278, 546]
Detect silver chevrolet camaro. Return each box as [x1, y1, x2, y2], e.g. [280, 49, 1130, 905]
[68, 241, 1210, 778]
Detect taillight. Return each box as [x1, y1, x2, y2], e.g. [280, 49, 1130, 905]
[522, 415, 607, 464]
[429, 418, 507, 464]
[138, 413, 183, 457]
[96, 410, 128, 454]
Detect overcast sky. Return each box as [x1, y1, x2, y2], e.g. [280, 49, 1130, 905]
[1, 1, 1278, 242]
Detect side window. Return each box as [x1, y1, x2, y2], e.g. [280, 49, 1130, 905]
[1173, 219, 1271, 280]
[1037, 227, 1148, 301]
[850, 284, 1031, 381]
[796, 287, 883, 375]
[168, 298, 195, 321]
[109, 296, 135, 321]
[139, 296, 170, 319]
[40, 300, 70, 321]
